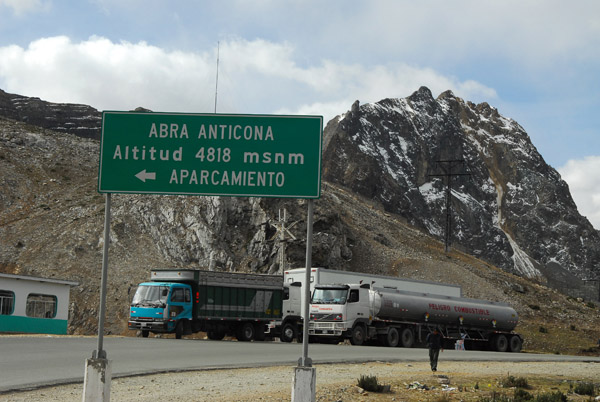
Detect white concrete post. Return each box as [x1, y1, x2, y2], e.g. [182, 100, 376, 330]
[83, 358, 111, 402]
[292, 366, 316, 402]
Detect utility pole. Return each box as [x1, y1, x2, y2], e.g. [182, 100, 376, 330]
[269, 209, 297, 272]
[428, 160, 470, 253]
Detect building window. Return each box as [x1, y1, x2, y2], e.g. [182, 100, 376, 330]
[0, 290, 15, 315]
[26, 294, 57, 318]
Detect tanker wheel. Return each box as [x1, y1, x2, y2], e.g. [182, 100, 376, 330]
[400, 328, 414, 348]
[141, 330, 149, 338]
[384, 328, 400, 347]
[492, 334, 509, 352]
[280, 322, 297, 343]
[509, 335, 522, 353]
[236, 322, 255, 342]
[350, 325, 366, 346]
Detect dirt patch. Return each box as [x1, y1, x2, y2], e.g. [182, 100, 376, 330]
[1, 361, 599, 401]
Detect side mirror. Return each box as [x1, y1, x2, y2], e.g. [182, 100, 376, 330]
[162, 289, 169, 297]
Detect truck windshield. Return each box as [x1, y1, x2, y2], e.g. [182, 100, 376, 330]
[312, 288, 348, 304]
[131, 285, 169, 307]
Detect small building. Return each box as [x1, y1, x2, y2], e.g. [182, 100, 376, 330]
[0, 273, 78, 335]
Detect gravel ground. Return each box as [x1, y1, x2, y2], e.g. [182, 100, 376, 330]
[1, 360, 598, 401]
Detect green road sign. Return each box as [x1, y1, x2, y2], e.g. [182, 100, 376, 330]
[98, 112, 323, 198]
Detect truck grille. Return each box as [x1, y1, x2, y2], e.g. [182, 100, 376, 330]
[310, 322, 335, 329]
[310, 313, 338, 321]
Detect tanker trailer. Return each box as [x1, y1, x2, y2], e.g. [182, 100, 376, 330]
[308, 283, 522, 352]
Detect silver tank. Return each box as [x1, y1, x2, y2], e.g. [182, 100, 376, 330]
[370, 287, 518, 331]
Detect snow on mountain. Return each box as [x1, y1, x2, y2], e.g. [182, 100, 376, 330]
[322, 87, 600, 295]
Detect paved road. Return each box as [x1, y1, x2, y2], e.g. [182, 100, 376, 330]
[1, 335, 599, 392]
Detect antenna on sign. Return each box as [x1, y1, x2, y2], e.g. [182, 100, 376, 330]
[214, 41, 220, 113]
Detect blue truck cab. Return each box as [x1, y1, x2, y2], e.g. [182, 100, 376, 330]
[129, 281, 193, 338]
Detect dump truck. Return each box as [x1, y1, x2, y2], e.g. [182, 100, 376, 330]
[308, 283, 522, 352]
[128, 269, 300, 341]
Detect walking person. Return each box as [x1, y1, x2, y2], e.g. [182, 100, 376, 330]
[426, 329, 444, 372]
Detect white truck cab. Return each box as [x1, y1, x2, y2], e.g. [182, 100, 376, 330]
[308, 284, 374, 344]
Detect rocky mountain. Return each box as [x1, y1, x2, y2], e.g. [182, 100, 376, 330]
[323, 87, 600, 298]
[1, 89, 599, 353]
[0, 89, 101, 140]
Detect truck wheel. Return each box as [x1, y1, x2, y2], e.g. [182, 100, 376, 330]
[236, 322, 255, 342]
[141, 330, 149, 338]
[350, 325, 366, 346]
[384, 328, 400, 347]
[254, 324, 267, 341]
[492, 334, 509, 352]
[509, 335, 522, 353]
[207, 330, 225, 340]
[280, 322, 297, 343]
[175, 321, 184, 339]
[400, 328, 414, 348]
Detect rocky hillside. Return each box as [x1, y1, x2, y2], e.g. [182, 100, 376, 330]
[1, 90, 599, 355]
[323, 87, 600, 299]
[0, 88, 101, 140]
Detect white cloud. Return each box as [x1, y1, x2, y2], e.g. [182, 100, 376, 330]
[0, 36, 216, 113]
[275, 64, 498, 124]
[276, 100, 354, 125]
[558, 156, 600, 230]
[0, 36, 496, 124]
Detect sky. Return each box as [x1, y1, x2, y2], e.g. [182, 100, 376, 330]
[0, 0, 599, 228]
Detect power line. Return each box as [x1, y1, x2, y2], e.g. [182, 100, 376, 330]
[428, 159, 471, 253]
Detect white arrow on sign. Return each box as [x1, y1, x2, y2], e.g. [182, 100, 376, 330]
[135, 170, 156, 182]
